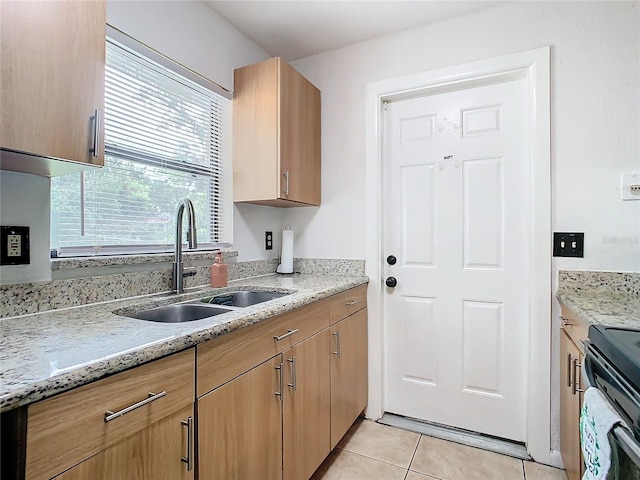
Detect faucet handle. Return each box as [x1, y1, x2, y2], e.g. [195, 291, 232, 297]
[182, 267, 197, 278]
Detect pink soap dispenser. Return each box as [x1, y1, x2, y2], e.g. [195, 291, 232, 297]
[210, 252, 228, 287]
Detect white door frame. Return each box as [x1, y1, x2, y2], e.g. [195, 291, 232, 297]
[364, 47, 552, 464]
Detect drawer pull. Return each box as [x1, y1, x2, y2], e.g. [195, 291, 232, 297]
[181, 416, 194, 471]
[104, 391, 167, 422]
[274, 329, 299, 341]
[560, 316, 571, 326]
[345, 300, 360, 306]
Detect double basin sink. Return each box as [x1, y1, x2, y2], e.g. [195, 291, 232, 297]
[125, 290, 290, 323]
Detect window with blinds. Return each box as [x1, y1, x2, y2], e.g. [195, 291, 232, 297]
[51, 35, 231, 256]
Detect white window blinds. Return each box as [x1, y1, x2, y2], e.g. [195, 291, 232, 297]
[51, 36, 231, 256]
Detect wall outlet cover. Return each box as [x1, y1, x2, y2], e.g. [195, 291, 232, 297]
[1, 226, 30, 265]
[621, 172, 640, 201]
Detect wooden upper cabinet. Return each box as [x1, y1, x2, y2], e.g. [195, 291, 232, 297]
[233, 57, 321, 207]
[0, 0, 105, 176]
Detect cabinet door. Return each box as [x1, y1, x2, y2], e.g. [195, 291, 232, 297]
[330, 308, 368, 449]
[560, 329, 583, 480]
[283, 329, 331, 480]
[54, 405, 194, 480]
[198, 356, 283, 480]
[1, 0, 105, 165]
[279, 60, 321, 206]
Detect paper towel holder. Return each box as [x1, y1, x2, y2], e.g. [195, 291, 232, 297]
[276, 224, 294, 274]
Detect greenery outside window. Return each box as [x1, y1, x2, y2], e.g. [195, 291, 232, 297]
[51, 29, 232, 257]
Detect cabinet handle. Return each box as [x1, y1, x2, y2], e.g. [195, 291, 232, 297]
[275, 362, 283, 397]
[287, 356, 297, 391]
[345, 300, 359, 306]
[283, 170, 289, 196]
[181, 416, 194, 471]
[274, 328, 299, 341]
[566, 354, 573, 388]
[104, 391, 166, 422]
[89, 109, 101, 158]
[333, 331, 341, 357]
[572, 358, 584, 395]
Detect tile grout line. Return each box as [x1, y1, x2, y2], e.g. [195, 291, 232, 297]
[335, 446, 417, 472]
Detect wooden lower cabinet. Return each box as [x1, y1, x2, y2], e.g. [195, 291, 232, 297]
[330, 308, 368, 449]
[54, 405, 194, 480]
[560, 328, 584, 480]
[197, 356, 283, 480]
[283, 329, 332, 480]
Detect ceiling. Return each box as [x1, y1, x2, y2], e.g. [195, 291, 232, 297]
[205, 1, 507, 62]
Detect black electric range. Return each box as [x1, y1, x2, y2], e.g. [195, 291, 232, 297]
[585, 325, 640, 438]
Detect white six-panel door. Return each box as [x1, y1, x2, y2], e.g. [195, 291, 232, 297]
[383, 78, 530, 442]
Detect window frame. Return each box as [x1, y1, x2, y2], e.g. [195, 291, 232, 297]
[50, 25, 233, 258]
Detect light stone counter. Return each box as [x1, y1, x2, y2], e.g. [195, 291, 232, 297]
[0, 274, 368, 412]
[556, 270, 640, 329]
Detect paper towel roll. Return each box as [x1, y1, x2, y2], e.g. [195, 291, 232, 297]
[277, 225, 294, 274]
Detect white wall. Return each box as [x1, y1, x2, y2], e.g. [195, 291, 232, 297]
[0, 172, 51, 284]
[0, 0, 280, 285]
[289, 0, 640, 455]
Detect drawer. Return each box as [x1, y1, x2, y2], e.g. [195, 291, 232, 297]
[25, 349, 195, 480]
[329, 285, 367, 325]
[197, 300, 329, 397]
[560, 303, 588, 352]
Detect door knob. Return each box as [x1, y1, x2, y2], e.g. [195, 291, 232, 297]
[386, 255, 397, 265]
[385, 277, 397, 288]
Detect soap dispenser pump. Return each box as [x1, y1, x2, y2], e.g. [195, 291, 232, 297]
[210, 252, 228, 287]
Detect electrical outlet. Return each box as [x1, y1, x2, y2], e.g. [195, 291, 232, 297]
[553, 232, 584, 258]
[1, 226, 30, 265]
[621, 173, 640, 201]
[265, 231, 273, 250]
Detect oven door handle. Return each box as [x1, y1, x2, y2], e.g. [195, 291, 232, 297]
[612, 425, 640, 467]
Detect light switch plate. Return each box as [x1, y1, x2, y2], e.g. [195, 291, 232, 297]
[553, 232, 584, 258]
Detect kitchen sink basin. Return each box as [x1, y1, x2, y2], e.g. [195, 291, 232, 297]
[126, 304, 233, 323]
[199, 290, 290, 308]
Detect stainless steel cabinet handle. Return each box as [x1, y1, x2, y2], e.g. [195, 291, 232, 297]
[181, 416, 194, 471]
[283, 171, 289, 195]
[567, 353, 573, 388]
[333, 331, 341, 357]
[345, 300, 359, 306]
[274, 328, 299, 341]
[288, 356, 297, 391]
[275, 362, 283, 397]
[572, 358, 584, 395]
[104, 391, 166, 422]
[560, 316, 570, 326]
[90, 109, 101, 158]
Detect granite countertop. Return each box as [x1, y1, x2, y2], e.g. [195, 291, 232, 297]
[556, 289, 640, 328]
[556, 270, 640, 329]
[0, 274, 368, 412]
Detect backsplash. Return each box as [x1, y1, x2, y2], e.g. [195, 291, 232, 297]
[0, 257, 365, 318]
[558, 270, 640, 297]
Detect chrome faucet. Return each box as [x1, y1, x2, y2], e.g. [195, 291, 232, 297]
[172, 198, 197, 294]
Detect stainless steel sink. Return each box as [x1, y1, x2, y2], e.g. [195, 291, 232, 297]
[127, 304, 233, 323]
[199, 290, 290, 308]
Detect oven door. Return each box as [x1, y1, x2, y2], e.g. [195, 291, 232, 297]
[583, 342, 640, 476]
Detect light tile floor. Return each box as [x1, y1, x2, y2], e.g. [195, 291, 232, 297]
[312, 419, 568, 480]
